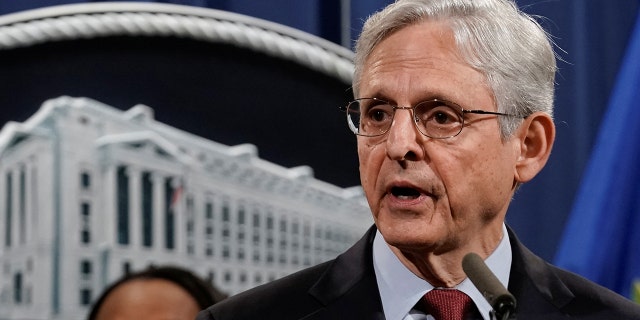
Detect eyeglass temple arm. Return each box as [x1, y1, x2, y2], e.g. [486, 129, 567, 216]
[463, 109, 527, 119]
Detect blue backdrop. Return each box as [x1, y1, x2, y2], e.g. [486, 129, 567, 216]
[1, 0, 638, 294]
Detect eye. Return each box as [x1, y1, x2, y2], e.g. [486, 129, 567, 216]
[417, 101, 461, 126]
[431, 107, 458, 124]
[364, 104, 393, 124]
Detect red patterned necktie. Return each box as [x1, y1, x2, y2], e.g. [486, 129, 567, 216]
[419, 289, 478, 320]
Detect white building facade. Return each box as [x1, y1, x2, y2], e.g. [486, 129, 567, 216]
[0, 96, 372, 320]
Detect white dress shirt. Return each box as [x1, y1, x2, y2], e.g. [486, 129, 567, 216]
[373, 224, 512, 320]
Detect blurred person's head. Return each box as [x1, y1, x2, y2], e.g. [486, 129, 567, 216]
[87, 265, 226, 320]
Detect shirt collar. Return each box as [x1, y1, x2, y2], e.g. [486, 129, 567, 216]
[373, 224, 512, 320]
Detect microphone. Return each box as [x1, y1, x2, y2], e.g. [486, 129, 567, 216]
[462, 253, 516, 320]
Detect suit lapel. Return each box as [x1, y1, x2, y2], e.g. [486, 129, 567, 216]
[304, 225, 385, 319]
[302, 225, 580, 319]
[506, 227, 575, 318]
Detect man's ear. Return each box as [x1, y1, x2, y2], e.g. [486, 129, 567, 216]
[514, 112, 555, 183]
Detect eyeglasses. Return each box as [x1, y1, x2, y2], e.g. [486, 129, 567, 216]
[341, 98, 522, 139]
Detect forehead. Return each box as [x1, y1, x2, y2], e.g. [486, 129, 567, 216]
[359, 20, 490, 104]
[95, 279, 200, 320]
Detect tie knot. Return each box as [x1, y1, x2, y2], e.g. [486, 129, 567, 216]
[420, 289, 478, 320]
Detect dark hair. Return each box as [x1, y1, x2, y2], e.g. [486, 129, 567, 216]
[87, 265, 227, 320]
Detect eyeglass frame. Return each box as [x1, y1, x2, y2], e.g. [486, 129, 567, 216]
[340, 97, 526, 139]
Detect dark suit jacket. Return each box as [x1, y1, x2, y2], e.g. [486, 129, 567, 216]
[197, 225, 640, 319]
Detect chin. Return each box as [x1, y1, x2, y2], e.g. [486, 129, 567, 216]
[377, 221, 444, 251]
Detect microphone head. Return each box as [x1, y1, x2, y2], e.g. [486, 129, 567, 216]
[462, 253, 516, 317]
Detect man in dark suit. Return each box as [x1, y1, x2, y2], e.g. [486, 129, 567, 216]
[197, 0, 640, 319]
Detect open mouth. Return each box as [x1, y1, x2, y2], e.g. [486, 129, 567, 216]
[390, 186, 422, 200]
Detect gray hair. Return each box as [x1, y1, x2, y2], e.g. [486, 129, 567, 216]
[353, 0, 557, 138]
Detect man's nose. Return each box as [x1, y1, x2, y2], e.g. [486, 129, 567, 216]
[385, 108, 425, 161]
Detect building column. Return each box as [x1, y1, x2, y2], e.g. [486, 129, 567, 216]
[24, 159, 34, 244]
[0, 168, 7, 252]
[0, 168, 7, 251]
[29, 156, 39, 241]
[102, 164, 117, 245]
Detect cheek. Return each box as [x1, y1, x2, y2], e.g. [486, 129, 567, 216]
[446, 143, 515, 203]
[357, 140, 383, 187]
[431, 145, 485, 200]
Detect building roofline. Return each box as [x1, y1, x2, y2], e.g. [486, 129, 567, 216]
[0, 96, 365, 201]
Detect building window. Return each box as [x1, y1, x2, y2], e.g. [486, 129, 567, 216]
[80, 171, 91, 190]
[80, 260, 92, 280]
[122, 261, 131, 275]
[5, 172, 12, 247]
[238, 248, 245, 261]
[252, 211, 260, 228]
[141, 172, 153, 247]
[267, 235, 274, 248]
[292, 220, 300, 250]
[80, 288, 92, 306]
[116, 166, 129, 245]
[13, 272, 22, 304]
[206, 245, 213, 256]
[205, 201, 214, 241]
[80, 202, 91, 244]
[238, 205, 245, 225]
[186, 195, 194, 255]
[267, 252, 274, 263]
[206, 201, 213, 219]
[222, 227, 230, 239]
[267, 215, 273, 230]
[164, 178, 175, 250]
[19, 167, 26, 244]
[222, 202, 230, 222]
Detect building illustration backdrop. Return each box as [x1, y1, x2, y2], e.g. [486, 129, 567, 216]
[0, 96, 372, 320]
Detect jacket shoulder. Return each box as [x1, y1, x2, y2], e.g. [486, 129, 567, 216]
[507, 227, 640, 319]
[550, 265, 640, 319]
[197, 261, 333, 320]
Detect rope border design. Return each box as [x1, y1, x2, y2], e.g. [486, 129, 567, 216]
[0, 2, 355, 84]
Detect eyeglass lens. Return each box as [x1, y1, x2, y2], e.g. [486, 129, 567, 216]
[346, 99, 464, 139]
